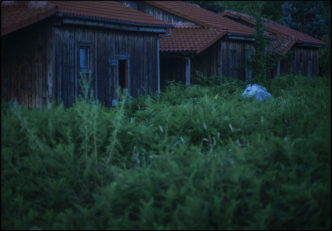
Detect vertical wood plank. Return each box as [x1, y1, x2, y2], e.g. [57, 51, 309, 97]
[46, 27, 52, 105]
[185, 57, 191, 86]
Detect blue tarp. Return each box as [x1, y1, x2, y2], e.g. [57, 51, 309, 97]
[242, 84, 273, 102]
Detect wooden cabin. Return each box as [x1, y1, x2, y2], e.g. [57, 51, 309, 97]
[221, 10, 326, 77]
[122, 1, 256, 88]
[1, 1, 172, 108]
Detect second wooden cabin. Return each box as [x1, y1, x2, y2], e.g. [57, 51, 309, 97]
[221, 10, 326, 77]
[123, 1, 256, 88]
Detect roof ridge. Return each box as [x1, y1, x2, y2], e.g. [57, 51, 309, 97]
[145, 1, 254, 35]
[145, 1, 210, 28]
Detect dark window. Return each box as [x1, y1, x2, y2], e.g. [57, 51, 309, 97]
[77, 44, 93, 99]
[80, 47, 90, 69]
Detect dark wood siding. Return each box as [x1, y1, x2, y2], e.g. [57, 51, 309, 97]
[279, 46, 319, 77]
[53, 25, 158, 107]
[1, 21, 52, 108]
[193, 39, 254, 81]
[191, 41, 220, 78]
[220, 39, 254, 80]
[160, 54, 186, 88]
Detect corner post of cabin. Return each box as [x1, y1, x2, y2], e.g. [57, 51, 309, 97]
[185, 56, 191, 87]
[277, 60, 280, 76]
[157, 39, 160, 93]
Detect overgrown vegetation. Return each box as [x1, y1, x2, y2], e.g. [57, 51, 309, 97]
[2, 74, 330, 230]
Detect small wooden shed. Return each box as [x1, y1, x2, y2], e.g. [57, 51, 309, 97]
[221, 10, 326, 77]
[123, 1, 256, 88]
[1, 1, 171, 108]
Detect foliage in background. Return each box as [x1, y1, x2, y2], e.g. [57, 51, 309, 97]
[316, 1, 331, 78]
[282, 1, 327, 39]
[192, 1, 284, 22]
[281, 1, 331, 78]
[2, 74, 330, 230]
[319, 35, 331, 78]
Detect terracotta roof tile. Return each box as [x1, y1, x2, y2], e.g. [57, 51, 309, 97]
[52, 1, 170, 26]
[264, 18, 325, 45]
[2, 1, 171, 36]
[160, 28, 226, 54]
[145, 1, 255, 36]
[269, 35, 299, 56]
[1, 3, 57, 35]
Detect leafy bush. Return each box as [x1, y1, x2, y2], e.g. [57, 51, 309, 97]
[1, 74, 330, 230]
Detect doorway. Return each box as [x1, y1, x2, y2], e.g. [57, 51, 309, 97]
[111, 57, 129, 106]
[118, 59, 128, 89]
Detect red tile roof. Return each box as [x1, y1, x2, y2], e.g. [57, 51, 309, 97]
[144, 1, 254, 53]
[159, 28, 226, 54]
[1, 1, 171, 36]
[270, 35, 299, 56]
[146, 1, 255, 36]
[221, 10, 326, 55]
[264, 18, 325, 45]
[1, 2, 57, 35]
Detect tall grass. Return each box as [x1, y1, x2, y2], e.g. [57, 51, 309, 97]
[1, 74, 330, 230]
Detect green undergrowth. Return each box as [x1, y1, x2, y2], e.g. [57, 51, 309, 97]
[1, 74, 331, 230]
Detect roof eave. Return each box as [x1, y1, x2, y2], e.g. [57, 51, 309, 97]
[160, 50, 197, 56]
[227, 33, 255, 41]
[296, 41, 326, 48]
[57, 12, 173, 30]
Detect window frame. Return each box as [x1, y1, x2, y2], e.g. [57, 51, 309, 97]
[78, 42, 93, 73]
[79, 46, 90, 69]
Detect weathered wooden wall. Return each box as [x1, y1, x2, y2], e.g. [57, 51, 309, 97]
[160, 54, 186, 88]
[220, 39, 254, 81]
[279, 46, 319, 77]
[191, 41, 220, 78]
[193, 39, 254, 81]
[53, 25, 158, 107]
[1, 21, 52, 108]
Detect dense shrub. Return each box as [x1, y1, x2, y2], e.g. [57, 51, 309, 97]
[1, 74, 330, 230]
